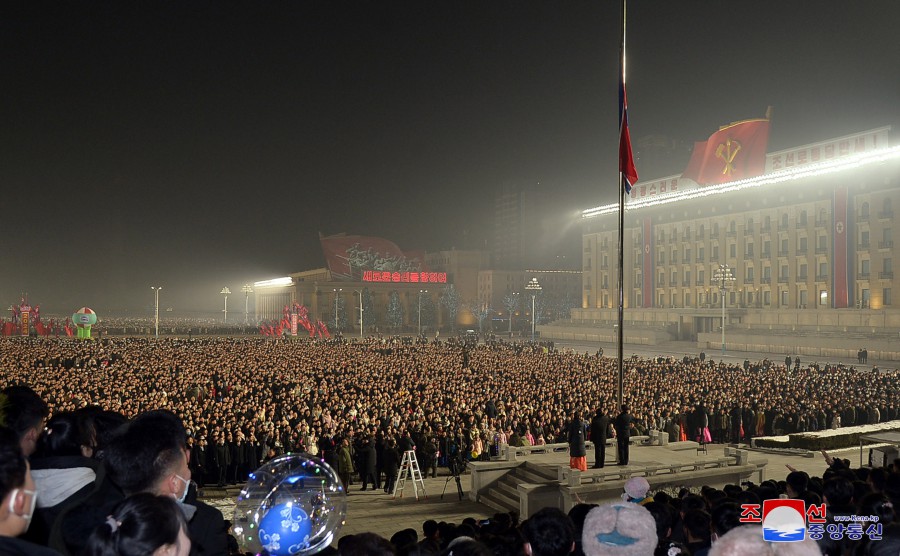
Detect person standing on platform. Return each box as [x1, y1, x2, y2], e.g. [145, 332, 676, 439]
[590, 406, 610, 468]
[568, 411, 587, 471]
[614, 405, 633, 465]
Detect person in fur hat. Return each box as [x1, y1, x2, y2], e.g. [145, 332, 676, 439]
[582, 502, 658, 556]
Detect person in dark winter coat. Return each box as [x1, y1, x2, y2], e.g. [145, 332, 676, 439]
[0, 426, 64, 556]
[614, 405, 633, 465]
[568, 411, 587, 471]
[214, 436, 230, 487]
[589, 406, 611, 469]
[359, 435, 377, 491]
[382, 438, 401, 494]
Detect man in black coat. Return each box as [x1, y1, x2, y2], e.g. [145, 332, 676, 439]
[188, 436, 205, 487]
[359, 435, 377, 491]
[589, 406, 610, 468]
[214, 436, 230, 487]
[226, 433, 241, 484]
[92, 410, 228, 556]
[382, 438, 401, 493]
[613, 405, 633, 465]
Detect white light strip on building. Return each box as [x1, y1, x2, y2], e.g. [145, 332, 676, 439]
[253, 277, 293, 288]
[525, 269, 583, 274]
[581, 145, 900, 219]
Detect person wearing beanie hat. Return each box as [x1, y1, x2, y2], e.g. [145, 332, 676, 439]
[582, 502, 658, 556]
[623, 477, 654, 505]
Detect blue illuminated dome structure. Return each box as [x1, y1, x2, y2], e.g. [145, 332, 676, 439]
[232, 454, 347, 555]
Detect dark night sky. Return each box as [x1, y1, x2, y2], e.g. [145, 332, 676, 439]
[2, 1, 898, 315]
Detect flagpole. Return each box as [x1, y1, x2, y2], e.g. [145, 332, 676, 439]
[617, 170, 625, 409]
[616, 0, 628, 410]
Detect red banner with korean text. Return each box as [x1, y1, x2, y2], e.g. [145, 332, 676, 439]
[682, 119, 770, 185]
[642, 216, 653, 308]
[832, 187, 850, 308]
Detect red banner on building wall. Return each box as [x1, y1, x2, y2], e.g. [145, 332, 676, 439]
[832, 187, 850, 308]
[642, 217, 653, 308]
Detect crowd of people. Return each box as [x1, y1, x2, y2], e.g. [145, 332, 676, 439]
[338, 457, 900, 556]
[3, 336, 898, 476]
[2, 335, 900, 555]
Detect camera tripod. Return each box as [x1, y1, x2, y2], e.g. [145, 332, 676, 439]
[441, 471, 464, 501]
[441, 459, 464, 501]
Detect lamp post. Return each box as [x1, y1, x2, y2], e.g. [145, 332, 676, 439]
[333, 288, 342, 331]
[525, 278, 542, 342]
[417, 289, 428, 336]
[151, 286, 162, 338]
[220, 287, 231, 324]
[508, 292, 520, 338]
[242, 284, 253, 325]
[354, 290, 363, 337]
[713, 264, 736, 356]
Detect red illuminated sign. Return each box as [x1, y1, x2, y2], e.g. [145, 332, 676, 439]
[362, 271, 447, 284]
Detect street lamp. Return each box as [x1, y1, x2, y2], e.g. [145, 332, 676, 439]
[354, 290, 363, 337]
[220, 287, 231, 324]
[508, 292, 520, 338]
[333, 288, 342, 331]
[242, 284, 253, 325]
[151, 286, 162, 338]
[713, 264, 736, 356]
[525, 278, 542, 342]
[418, 289, 428, 336]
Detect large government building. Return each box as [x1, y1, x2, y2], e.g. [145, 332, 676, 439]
[570, 126, 900, 352]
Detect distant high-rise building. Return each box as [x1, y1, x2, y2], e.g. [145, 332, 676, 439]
[492, 182, 580, 271]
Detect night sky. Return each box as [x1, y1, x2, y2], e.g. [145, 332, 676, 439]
[2, 1, 898, 315]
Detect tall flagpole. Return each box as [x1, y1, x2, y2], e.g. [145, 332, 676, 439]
[617, 184, 625, 408]
[616, 0, 628, 409]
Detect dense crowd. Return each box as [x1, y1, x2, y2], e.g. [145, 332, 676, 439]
[2, 336, 899, 487]
[2, 335, 900, 555]
[0, 338, 900, 460]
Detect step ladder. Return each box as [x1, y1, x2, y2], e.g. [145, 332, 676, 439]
[393, 450, 427, 500]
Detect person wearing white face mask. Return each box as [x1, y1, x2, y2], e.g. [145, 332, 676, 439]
[104, 410, 228, 556]
[0, 425, 63, 555]
[58, 410, 228, 556]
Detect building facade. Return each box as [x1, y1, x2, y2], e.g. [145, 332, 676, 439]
[578, 127, 900, 340]
[253, 249, 493, 332]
